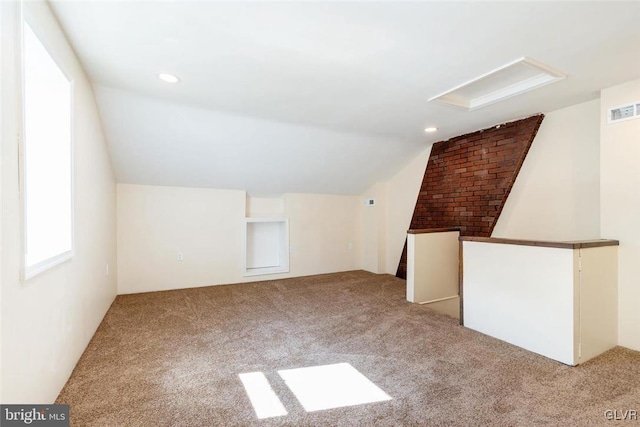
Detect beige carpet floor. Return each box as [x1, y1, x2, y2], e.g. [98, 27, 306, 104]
[56, 271, 640, 426]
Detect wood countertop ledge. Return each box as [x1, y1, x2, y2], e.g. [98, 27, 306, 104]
[407, 227, 461, 234]
[458, 236, 619, 249]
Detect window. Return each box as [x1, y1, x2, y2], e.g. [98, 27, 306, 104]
[22, 20, 73, 279]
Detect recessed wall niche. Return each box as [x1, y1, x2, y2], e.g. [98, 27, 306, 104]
[244, 217, 289, 276]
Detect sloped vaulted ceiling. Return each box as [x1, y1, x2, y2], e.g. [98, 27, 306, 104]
[49, 1, 640, 194]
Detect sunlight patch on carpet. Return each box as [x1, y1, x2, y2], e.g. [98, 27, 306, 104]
[239, 372, 288, 419]
[278, 363, 392, 412]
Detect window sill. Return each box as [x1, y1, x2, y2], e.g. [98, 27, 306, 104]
[23, 250, 74, 281]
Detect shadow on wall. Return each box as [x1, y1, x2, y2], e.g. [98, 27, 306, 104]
[396, 115, 544, 278]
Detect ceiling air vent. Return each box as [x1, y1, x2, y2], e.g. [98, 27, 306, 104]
[428, 57, 566, 111]
[607, 102, 640, 124]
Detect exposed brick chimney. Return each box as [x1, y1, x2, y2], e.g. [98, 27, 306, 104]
[396, 114, 544, 279]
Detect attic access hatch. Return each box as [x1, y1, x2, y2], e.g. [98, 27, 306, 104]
[429, 57, 566, 111]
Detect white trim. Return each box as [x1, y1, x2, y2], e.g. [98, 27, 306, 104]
[23, 249, 74, 281]
[245, 217, 289, 224]
[244, 265, 289, 277]
[19, 11, 75, 282]
[418, 295, 459, 305]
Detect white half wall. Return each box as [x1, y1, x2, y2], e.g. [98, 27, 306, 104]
[601, 78, 640, 351]
[463, 240, 618, 365]
[1, 1, 117, 403]
[117, 184, 363, 294]
[492, 99, 601, 241]
[406, 230, 459, 304]
[463, 241, 577, 365]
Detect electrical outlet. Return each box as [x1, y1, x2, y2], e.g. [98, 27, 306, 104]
[105, 264, 109, 276]
[348, 242, 353, 250]
[177, 252, 184, 261]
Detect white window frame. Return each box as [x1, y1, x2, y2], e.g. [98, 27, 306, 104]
[20, 8, 75, 281]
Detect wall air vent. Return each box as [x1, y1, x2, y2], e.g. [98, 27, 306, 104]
[428, 57, 566, 111]
[607, 102, 640, 124]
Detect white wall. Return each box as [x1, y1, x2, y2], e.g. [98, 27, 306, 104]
[360, 182, 387, 274]
[601, 79, 640, 351]
[492, 100, 601, 241]
[463, 241, 618, 365]
[369, 101, 601, 277]
[247, 195, 284, 217]
[117, 185, 246, 294]
[0, 2, 5, 403]
[463, 241, 577, 365]
[1, 1, 117, 403]
[360, 148, 431, 276]
[117, 184, 362, 294]
[384, 148, 431, 274]
[406, 231, 459, 304]
[359, 147, 432, 277]
[284, 192, 362, 277]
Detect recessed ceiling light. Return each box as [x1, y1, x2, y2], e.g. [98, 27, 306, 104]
[158, 73, 180, 83]
[424, 127, 438, 133]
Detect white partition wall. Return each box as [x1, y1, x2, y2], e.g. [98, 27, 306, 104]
[463, 241, 576, 364]
[406, 228, 460, 318]
[461, 237, 618, 366]
[577, 246, 619, 362]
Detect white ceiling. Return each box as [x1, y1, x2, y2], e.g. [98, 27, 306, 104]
[50, 1, 640, 195]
